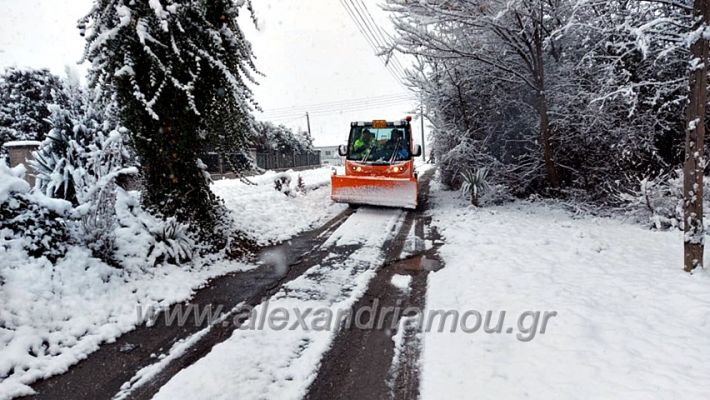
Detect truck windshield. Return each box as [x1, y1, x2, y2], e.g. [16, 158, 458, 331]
[347, 125, 411, 163]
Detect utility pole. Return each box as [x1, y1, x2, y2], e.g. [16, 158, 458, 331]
[420, 97, 426, 162]
[683, 0, 710, 272]
[306, 112, 312, 136]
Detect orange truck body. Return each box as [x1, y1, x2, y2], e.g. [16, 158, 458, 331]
[331, 119, 420, 209]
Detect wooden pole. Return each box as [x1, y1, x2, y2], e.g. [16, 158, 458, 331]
[683, 0, 710, 272]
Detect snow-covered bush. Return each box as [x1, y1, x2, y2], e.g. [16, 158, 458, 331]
[32, 104, 137, 263]
[32, 106, 83, 203]
[0, 163, 72, 262]
[620, 174, 683, 230]
[273, 173, 292, 196]
[480, 184, 515, 206]
[114, 189, 195, 270]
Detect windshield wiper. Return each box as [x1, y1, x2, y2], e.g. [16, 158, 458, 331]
[388, 138, 402, 163]
[360, 147, 372, 162]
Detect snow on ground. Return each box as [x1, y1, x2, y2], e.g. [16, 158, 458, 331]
[152, 207, 405, 400]
[211, 167, 346, 244]
[0, 167, 343, 400]
[0, 244, 250, 400]
[420, 179, 710, 399]
[390, 274, 412, 293]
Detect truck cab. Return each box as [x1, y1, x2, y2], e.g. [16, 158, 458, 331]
[330, 118, 422, 209]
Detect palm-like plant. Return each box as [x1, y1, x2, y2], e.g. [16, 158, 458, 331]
[460, 167, 491, 206]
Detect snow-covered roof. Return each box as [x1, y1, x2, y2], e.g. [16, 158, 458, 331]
[3, 140, 42, 148]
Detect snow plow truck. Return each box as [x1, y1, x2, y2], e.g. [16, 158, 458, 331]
[331, 117, 422, 209]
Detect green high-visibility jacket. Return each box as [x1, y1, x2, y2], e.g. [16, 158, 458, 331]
[353, 138, 368, 152]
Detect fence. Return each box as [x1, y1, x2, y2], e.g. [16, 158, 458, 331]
[255, 151, 321, 171]
[202, 150, 321, 174]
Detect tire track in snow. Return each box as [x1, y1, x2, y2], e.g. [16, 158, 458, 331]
[149, 207, 406, 400]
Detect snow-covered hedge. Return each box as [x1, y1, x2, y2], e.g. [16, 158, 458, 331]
[0, 163, 72, 262]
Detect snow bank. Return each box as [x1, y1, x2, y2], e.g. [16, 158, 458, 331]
[420, 180, 710, 399]
[211, 167, 346, 244]
[0, 240, 250, 400]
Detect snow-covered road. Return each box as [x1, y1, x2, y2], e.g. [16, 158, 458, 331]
[151, 207, 405, 400]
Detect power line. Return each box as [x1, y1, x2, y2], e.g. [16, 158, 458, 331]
[350, 0, 408, 80]
[339, 0, 407, 86]
[348, 0, 407, 82]
[307, 98, 415, 116]
[260, 93, 411, 115]
[260, 95, 415, 119]
[263, 97, 416, 121]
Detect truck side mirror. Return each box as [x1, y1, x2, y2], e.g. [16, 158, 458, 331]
[412, 144, 422, 157]
[338, 145, 348, 157]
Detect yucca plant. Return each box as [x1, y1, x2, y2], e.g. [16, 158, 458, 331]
[148, 217, 195, 265]
[460, 167, 491, 206]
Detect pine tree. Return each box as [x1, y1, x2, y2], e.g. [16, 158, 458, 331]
[79, 0, 260, 244]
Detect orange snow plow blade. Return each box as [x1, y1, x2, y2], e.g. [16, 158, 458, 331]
[331, 175, 418, 209]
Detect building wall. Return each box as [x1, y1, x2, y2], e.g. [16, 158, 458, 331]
[3, 142, 40, 186]
[316, 146, 343, 166]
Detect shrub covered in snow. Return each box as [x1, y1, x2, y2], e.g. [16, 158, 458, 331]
[114, 189, 195, 270]
[0, 163, 72, 262]
[273, 173, 293, 196]
[296, 174, 306, 194]
[619, 173, 685, 231]
[252, 120, 315, 153]
[31, 104, 139, 263]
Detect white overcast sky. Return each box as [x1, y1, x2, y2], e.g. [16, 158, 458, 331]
[0, 0, 422, 147]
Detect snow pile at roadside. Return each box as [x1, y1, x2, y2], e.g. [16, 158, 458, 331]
[211, 167, 346, 244]
[420, 180, 710, 399]
[0, 243, 250, 400]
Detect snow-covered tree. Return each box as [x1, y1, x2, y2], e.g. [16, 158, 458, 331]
[386, 0, 696, 202]
[252, 121, 314, 153]
[202, 91, 256, 173]
[79, 0, 260, 245]
[0, 67, 68, 152]
[570, 0, 708, 270]
[387, 0, 578, 190]
[295, 129, 314, 151]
